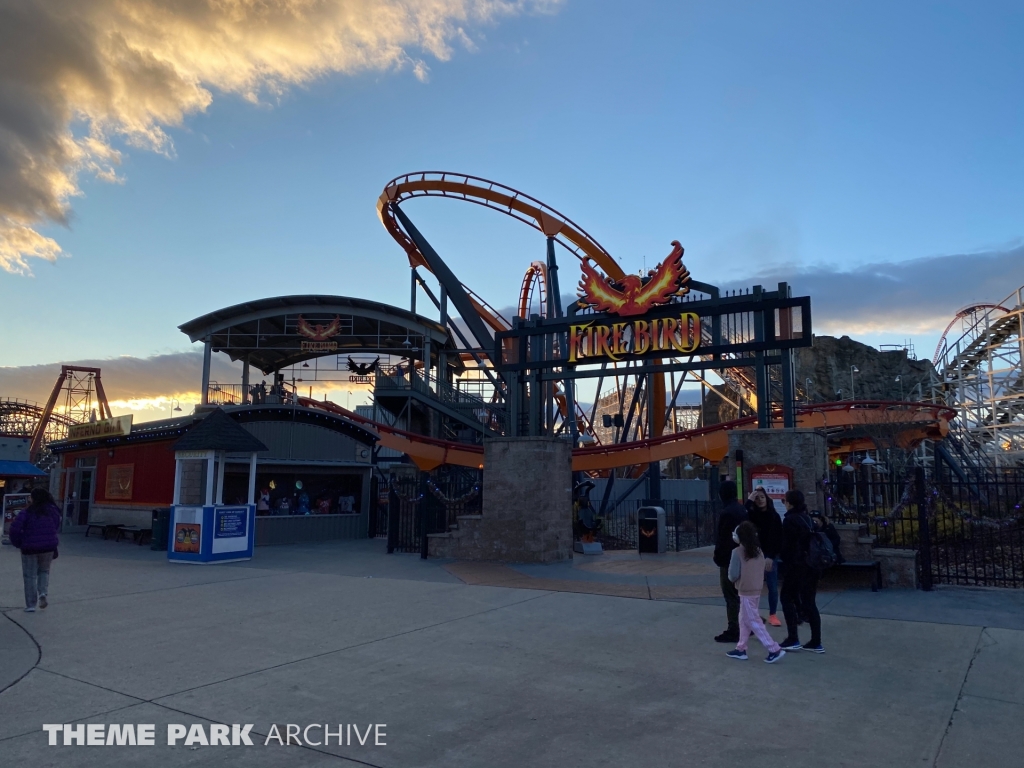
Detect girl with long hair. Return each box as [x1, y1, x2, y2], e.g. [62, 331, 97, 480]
[746, 487, 783, 626]
[726, 521, 785, 663]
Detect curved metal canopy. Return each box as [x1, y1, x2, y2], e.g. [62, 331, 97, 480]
[179, 295, 457, 375]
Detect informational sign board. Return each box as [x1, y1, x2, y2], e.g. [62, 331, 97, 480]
[749, 465, 793, 519]
[215, 507, 247, 539]
[2, 493, 31, 543]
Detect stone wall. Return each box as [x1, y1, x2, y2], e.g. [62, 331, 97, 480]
[725, 429, 828, 511]
[429, 437, 573, 563]
[873, 548, 918, 589]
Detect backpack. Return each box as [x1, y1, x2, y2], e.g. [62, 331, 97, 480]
[806, 522, 838, 571]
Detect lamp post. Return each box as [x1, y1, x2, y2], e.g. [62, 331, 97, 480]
[850, 366, 859, 400]
[895, 375, 903, 400]
[169, 399, 182, 417]
[805, 378, 813, 403]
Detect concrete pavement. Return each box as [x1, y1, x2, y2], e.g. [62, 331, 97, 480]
[1, 535, 1021, 767]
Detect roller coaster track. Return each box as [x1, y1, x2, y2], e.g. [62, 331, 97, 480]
[0, 399, 77, 441]
[301, 396, 953, 473]
[376, 171, 789, 444]
[933, 288, 1024, 468]
[377, 171, 636, 442]
[377, 172, 626, 290]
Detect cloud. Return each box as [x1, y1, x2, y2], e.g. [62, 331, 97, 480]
[0, 0, 556, 274]
[0, 352, 241, 404]
[0, 351, 378, 420]
[721, 243, 1024, 336]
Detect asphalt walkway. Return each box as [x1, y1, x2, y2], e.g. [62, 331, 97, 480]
[1, 535, 1021, 767]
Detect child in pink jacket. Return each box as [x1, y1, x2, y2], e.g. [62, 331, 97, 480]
[726, 521, 785, 663]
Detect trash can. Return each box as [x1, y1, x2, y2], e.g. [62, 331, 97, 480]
[638, 506, 666, 554]
[151, 507, 171, 551]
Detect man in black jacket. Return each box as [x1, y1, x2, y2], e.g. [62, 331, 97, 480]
[713, 480, 748, 643]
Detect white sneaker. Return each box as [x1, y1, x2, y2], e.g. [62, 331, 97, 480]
[38, 595, 48, 610]
[24, 606, 36, 612]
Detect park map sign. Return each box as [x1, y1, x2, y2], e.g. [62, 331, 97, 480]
[494, 241, 812, 379]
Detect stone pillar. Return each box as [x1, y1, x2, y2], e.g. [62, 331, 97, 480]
[475, 437, 573, 562]
[726, 429, 828, 511]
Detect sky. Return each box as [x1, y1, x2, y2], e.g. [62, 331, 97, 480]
[2, 0, 1023, 418]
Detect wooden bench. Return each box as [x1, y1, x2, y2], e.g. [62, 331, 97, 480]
[839, 560, 883, 592]
[115, 526, 152, 545]
[85, 522, 121, 540]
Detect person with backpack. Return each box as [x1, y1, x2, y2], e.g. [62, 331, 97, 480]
[725, 521, 786, 664]
[778, 489, 824, 653]
[746, 487, 783, 626]
[8, 488, 61, 613]
[712, 480, 748, 643]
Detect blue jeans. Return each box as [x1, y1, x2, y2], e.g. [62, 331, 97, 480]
[22, 552, 54, 608]
[765, 557, 780, 615]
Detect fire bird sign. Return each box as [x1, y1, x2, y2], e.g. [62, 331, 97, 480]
[568, 314, 700, 363]
[577, 241, 690, 317]
[493, 256, 812, 377]
[297, 315, 342, 352]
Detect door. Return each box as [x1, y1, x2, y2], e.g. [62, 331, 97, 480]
[76, 469, 94, 525]
[63, 467, 95, 527]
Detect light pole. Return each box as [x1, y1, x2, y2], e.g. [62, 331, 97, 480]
[895, 375, 903, 400]
[850, 366, 859, 400]
[805, 378, 813, 403]
[169, 399, 182, 417]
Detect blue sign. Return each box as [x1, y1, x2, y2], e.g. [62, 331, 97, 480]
[215, 507, 248, 539]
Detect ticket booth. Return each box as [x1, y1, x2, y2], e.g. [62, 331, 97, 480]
[167, 409, 267, 564]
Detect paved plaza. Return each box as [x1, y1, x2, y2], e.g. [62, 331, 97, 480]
[2, 535, 1022, 768]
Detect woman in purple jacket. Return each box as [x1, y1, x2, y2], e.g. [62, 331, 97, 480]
[9, 488, 61, 612]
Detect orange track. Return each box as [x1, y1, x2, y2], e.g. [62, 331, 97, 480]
[377, 172, 626, 287]
[302, 397, 954, 473]
[374, 175, 951, 464]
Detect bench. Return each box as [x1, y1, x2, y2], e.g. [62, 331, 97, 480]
[115, 526, 152, 545]
[85, 522, 121, 540]
[839, 560, 883, 592]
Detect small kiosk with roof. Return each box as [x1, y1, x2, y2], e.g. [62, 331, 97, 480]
[168, 409, 267, 564]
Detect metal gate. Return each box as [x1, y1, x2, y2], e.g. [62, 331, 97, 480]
[922, 469, 1024, 589]
[385, 473, 424, 554]
[382, 468, 482, 556]
[830, 467, 1024, 589]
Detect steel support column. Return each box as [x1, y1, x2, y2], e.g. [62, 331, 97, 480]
[647, 371, 662, 500]
[201, 338, 212, 406]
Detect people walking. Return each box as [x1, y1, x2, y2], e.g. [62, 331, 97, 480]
[778, 489, 824, 653]
[713, 480, 748, 643]
[746, 488, 783, 626]
[9, 488, 61, 613]
[726, 521, 785, 663]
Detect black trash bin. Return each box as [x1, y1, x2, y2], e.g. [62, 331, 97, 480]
[151, 507, 171, 551]
[637, 506, 666, 554]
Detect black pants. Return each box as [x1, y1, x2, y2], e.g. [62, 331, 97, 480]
[719, 566, 740, 632]
[781, 564, 821, 645]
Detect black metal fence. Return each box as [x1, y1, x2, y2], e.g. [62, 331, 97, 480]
[597, 499, 720, 552]
[926, 471, 1024, 588]
[381, 467, 483, 556]
[825, 468, 1024, 588]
